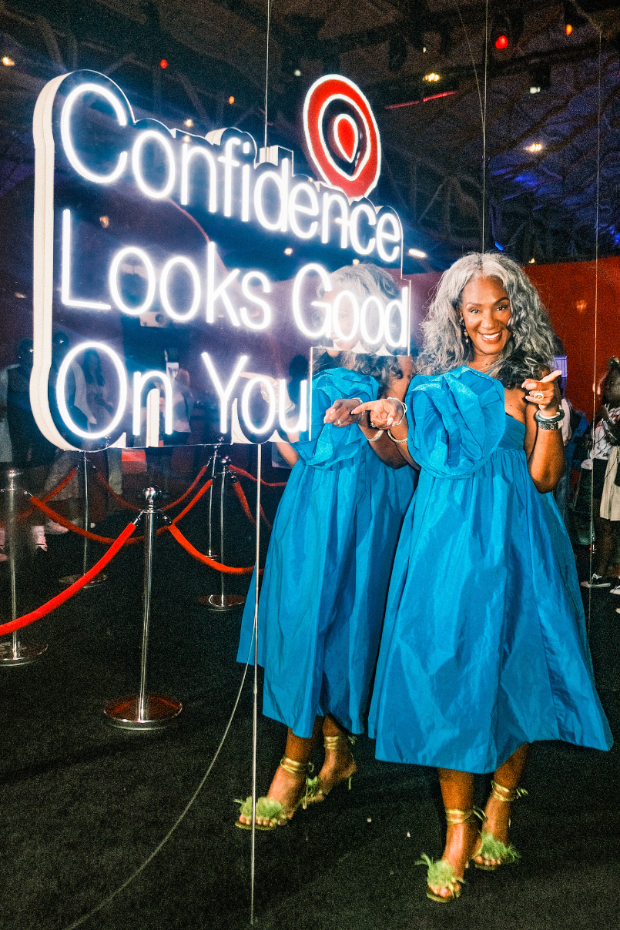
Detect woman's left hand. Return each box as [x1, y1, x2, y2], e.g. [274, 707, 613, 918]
[522, 370, 562, 416]
[324, 397, 364, 427]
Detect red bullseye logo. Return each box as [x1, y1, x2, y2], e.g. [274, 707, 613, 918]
[303, 75, 381, 202]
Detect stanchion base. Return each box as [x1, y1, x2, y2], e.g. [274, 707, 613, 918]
[59, 573, 107, 588]
[199, 594, 246, 610]
[0, 641, 48, 665]
[103, 693, 182, 731]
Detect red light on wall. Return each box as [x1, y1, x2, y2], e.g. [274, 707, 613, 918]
[228, 95, 235, 104]
[495, 35, 509, 50]
[160, 59, 168, 69]
[566, 24, 573, 36]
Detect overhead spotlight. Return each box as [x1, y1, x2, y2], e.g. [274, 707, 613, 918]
[2, 56, 15, 66]
[159, 59, 168, 69]
[228, 95, 235, 105]
[184, 118, 193, 127]
[491, 13, 523, 53]
[284, 247, 293, 256]
[529, 257, 536, 263]
[183, 135, 191, 143]
[388, 35, 408, 73]
[526, 142, 544, 152]
[423, 73, 441, 83]
[352, 259, 360, 265]
[14, 292, 26, 299]
[529, 64, 550, 94]
[294, 68, 302, 77]
[408, 248, 427, 259]
[99, 216, 110, 228]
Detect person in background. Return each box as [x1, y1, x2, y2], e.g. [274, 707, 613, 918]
[580, 358, 620, 588]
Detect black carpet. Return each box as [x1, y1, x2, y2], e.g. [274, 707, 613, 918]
[1, 489, 618, 930]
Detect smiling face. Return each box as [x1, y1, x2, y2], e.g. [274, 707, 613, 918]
[459, 276, 512, 368]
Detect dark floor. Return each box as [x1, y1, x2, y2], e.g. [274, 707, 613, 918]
[0, 472, 619, 930]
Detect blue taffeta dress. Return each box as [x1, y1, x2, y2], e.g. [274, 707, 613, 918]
[237, 367, 416, 739]
[369, 366, 613, 773]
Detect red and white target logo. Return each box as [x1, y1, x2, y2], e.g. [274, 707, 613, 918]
[303, 75, 381, 202]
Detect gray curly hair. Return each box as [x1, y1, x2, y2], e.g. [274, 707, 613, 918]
[417, 252, 558, 387]
[314, 263, 408, 390]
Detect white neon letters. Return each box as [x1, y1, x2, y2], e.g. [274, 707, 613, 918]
[132, 130, 176, 199]
[109, 247, 156, 315]
[132, 371, 173, 435]
[62, 210, 112, 310]
[60, 84, 128, 184]
[241, 377, 276, 435]
[56, 342, 127, 439]
[160, 256, 201, 322]
[293, 264, 333, 339]
[201, 353, 248, 433]
[240, 272, 272, 330]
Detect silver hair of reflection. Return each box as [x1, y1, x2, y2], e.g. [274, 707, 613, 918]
[417, 252, 559, 387]
[314, 262, 407, 388]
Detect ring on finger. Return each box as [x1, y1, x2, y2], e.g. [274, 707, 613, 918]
[533, 391, 544, 401]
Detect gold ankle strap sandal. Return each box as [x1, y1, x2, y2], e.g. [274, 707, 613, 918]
[323, 734, 356, 752]
[490, 779, 528, 803]
[445, 808, 483, 825]
[279, 756, 310, 778]
[474, 781, 528, 872]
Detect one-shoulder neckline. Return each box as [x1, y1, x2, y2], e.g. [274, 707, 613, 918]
[505, 412, 526, 428]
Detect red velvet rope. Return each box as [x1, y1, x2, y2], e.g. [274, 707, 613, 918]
[232, 480, 272, 530]
[229, 465, 287, 487]
[0, 523, 137, 636]
[28, 478, 213, 544]
[94, 465, 208, 513]
[167, 524, 260, 574]
[93, 471, 141, 511]
[17, 467, 79, 521]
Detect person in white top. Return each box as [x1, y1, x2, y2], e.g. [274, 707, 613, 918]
[581, 360, 620, 587]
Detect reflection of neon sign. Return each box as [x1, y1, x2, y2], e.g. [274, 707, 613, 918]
[32, 70, 409, 450]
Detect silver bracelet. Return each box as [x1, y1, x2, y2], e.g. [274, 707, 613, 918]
[387, 397, 407, 427]
[387, 429, 408, 444]
[534, 408, 565, 426]
[367, 429, 384, 443]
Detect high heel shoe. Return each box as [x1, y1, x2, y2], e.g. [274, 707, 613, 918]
[304, 734, 357, 805]
[417, 808, 481, 903]
[236, 757, 312, 831]
[473, 780, 527, 871]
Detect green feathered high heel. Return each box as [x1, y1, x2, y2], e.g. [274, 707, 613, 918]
[416, 854, 466, 903]
[473, 780, 527, 871]
[235, 757, 312, 831]
[416, 808, 480, 903]
[304, 734, 357, 805]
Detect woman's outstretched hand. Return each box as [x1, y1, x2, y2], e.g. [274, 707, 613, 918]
[521, 370, 562, 416]
[352, 398, 404, 429]
[324, 397, 364, 427]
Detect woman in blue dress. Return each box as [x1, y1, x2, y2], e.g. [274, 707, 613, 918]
[236, 264, 416, 830]
[354, 253, 612, 902]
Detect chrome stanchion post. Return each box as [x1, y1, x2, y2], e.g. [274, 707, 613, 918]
[104, 487, 182, 730]
[206, 445, 220, 559]
[205, 457, 245, 611]
[0, 468, 48, 665]
[59, 455, 106, 588]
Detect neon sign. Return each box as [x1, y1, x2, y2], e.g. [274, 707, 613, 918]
[32, 70, 409, 450]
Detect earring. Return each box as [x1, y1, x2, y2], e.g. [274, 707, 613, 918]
[459, 318, 469, 342]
